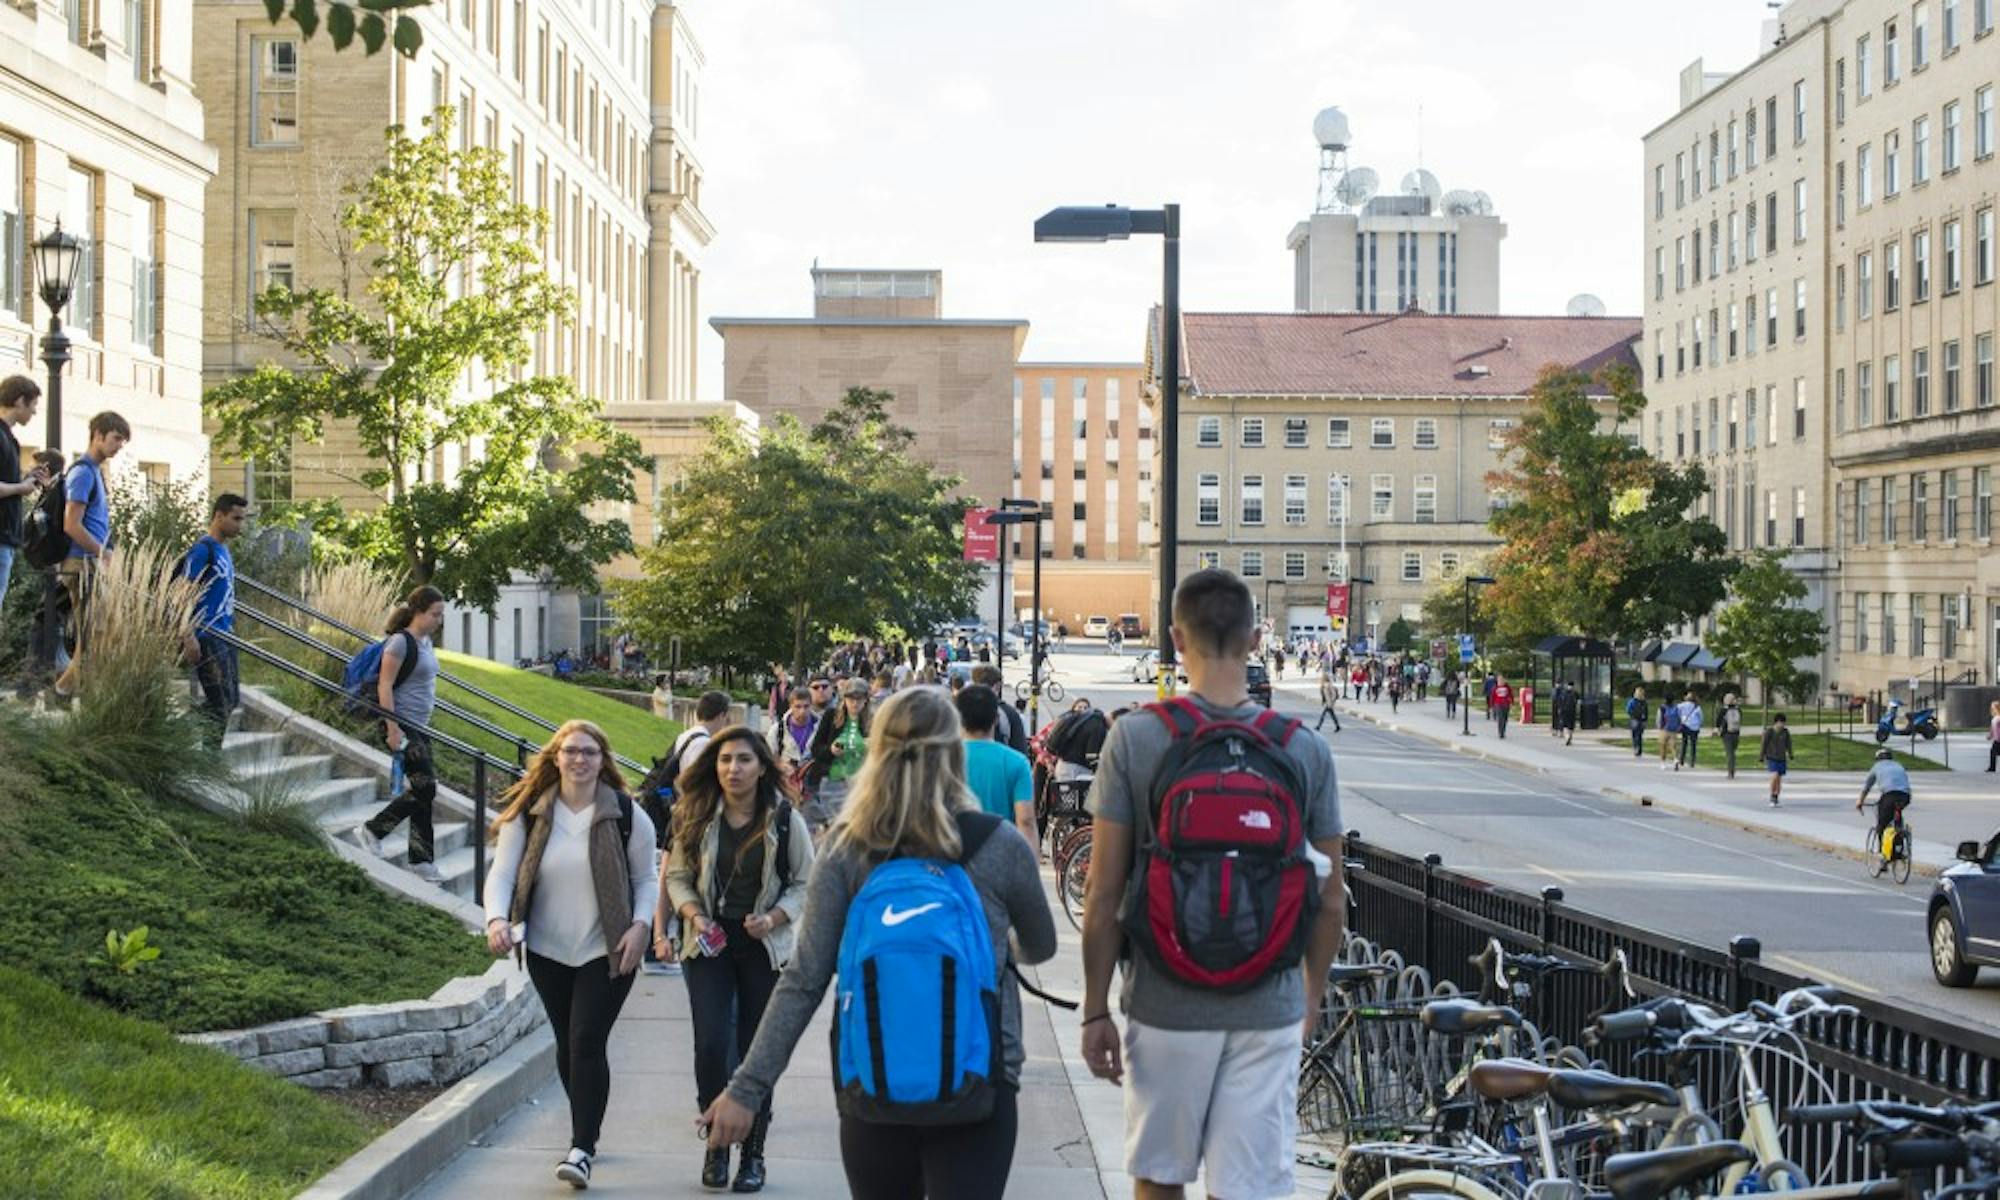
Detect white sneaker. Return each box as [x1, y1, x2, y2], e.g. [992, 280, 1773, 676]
[412, 862, 444, 885]
[355, 825, 383, 856]
[556, 1147, 592, 1189]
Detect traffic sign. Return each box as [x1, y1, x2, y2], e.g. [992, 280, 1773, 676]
[1458, 633, 1476, 664]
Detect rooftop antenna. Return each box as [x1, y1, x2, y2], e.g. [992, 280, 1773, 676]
[1314, 106, 1376, 213]
[1416, 103, 1424, 173]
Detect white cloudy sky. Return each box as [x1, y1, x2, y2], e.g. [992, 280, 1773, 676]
[687, 0, 1778, 400]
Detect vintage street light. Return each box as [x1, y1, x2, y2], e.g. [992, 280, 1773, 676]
[988, 501, 1047, 731]
[30, 221, 83, 681]
[1462, 574, 1497, 735]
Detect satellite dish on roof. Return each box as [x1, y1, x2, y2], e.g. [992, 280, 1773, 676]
[1566, 293, 1608, 317]
[1312, 106, 1352, 150]
[1401, 168, 1442, 204]
[1441, 189, 1480, 217]
[1470, 190, 1495, 216]
[1334, 167, 1378, 208]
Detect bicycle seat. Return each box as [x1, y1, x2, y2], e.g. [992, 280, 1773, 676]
[1603, 1141, 1756, 1200]
[1421, 1000, 1523, 1036]
[1545, 1069, 1678, 1112]
[1326, 962, 1396, 986]
[1468, 1058, 1554, 1101]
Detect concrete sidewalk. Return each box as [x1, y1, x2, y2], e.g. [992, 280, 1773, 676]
[1283, 680, 1999, 873]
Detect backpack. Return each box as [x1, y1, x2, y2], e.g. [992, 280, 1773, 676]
[1045, 709, 1108, 767]
[1626, 696, 1649, 724]
[340, 630, 419, 717]
[1720, 706, 1743, 735]
[833, 810, 1003, 1126]
[23, 462, 93, 569]
[1118, 697, 1318, 993]
[1663, 704, 1683, 733]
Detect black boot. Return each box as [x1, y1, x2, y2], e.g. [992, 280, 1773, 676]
[702, 1144, 731, 1190]
[732, 1113, 769, 1193]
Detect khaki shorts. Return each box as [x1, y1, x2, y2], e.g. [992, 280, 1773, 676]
[58, 557, 95, 655]
[1122, 1018, 1299, 1199]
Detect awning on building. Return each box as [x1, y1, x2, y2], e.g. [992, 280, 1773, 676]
[1687, 648, 1729, 672]
[1656, 642, 1701, 668]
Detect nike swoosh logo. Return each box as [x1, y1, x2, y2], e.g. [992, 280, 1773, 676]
[881, 902, 943, 927]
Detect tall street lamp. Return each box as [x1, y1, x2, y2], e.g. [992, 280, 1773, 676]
[1348, 574, 1374, 652]
[1034, 203, 1179, 699]
[31, 221, 83, 681]
[1462, 574, 1496, 735]
[988, 503, 1047, 730]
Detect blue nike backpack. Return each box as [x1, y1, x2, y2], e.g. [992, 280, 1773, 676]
[340, 630, 417, 717]
[833, 811, 1002, 1125]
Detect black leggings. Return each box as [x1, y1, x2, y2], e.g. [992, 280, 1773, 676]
[525, 951, 637, 1155]
[840, 1085, 1019, 1200]
[366, 731, 438, 863]
[683, 917, 780, 1115]
[1872, 791, 1911, 840]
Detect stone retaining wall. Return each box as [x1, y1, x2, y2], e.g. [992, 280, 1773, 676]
[181, 959, 543, 1089]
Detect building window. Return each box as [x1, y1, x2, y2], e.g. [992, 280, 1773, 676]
[1240, 550, 1262, 578]
[1912, 595, 1927, 656]
[1654, 164, 1665, 217]
[1858, 143, 1874, 206]
[130, 194, 161, 354]
[1283, 473, 1307, 525]
[247, 208, 295, 327]
[1370, 473, 1393, 520]
[1793, 78, 1808, 142]
[1488, 418, 1515, 451]
[1413, 417, 1438, 449]
[1793, 179, 1807, 240]
[1978, 87, 1995, 159]
[1284, 551, 1306, 580]
[1855, 472, 1870, 543]
[1884, 476, 1899, 542]
[1793, 486, 1806, 546]
[1283, 416, 1307, 448]
[1240, 474, 1264, 525]
[1401, 551, 1422, 583]
[1370, 417, 1394, 449]
[1327, 474, 1349, 524]
[1676, 151, 1686, 206]
[1886, 354, 1903, 420]
[1977, 333, 1994, 406]
[1944, 219, 1963, 294]
[1837, 162, 1847, 227]
[1789, 377, 1805, 439]
[1916, 228, 1934, 302]
[251, 38, 301, 146]
[1795, 278, 1807, 338]
[1858, 361, 1875, 423]
[1980, 208, 1995, 284]
[1945, 339, 1963, 410]
[1836, 265, 1847, 329]
[0, 137, 23, 321]
[1196, 551, 1220, 570]
[63, 166, 99, 339]
[1414, 474, 1438, 523]
[1856, 593, 1870, 651]
[1765, 489, 1778, 547]
[1196, 473, 1220, 525]
[1859, 251, 1874, 317]
[1945, 469, 1962, 539]
[1886, 242, 1902, 309]
[1326, 417, 1350, 448]
[1915, 347, 1932, 416]
[1439, 552, 1460, 580]
[1196, 415, 1220, 447]
[1977, 466, 1993, 539]
[1240, 417, 1263, 448]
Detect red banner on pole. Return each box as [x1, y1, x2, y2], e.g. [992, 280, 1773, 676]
[1325, 583, 1350, 619]
[963, 506, 998, 561]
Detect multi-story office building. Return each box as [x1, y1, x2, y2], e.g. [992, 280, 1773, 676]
[1169, 311, 1640, 643]
[195, 0, 699, 663]
[1, 0, 216, 481]
[1011, 362, 1154, 627]
[1646, 0, 2000, 695]
[1287, 109, 1506, 315]
[1640, 15, 1838, 692]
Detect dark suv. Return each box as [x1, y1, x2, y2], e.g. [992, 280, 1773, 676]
[1246, 662, 1273, 707]
[1929, 831, 2000, 986]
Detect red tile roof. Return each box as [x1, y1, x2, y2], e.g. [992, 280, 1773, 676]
[1179, 311, 1642, 398]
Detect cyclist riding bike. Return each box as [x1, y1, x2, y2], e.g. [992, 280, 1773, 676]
[1856, 746, 1912, 850]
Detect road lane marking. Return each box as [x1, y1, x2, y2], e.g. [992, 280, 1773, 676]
[1525, 861, 1578, 886]
[1770, 954, 1879, 996]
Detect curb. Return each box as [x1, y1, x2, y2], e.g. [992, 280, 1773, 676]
[295, 1026, 556, 1200]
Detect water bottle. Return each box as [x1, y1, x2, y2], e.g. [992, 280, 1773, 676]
[390, 750, 406, 799]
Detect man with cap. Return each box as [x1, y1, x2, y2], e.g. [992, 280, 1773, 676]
[805, 676, 872, 834]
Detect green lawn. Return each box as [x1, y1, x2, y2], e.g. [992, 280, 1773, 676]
[1596, 730, 1944, 772]
[0, 966, 377, 1199]
[435, 650, 681, 766]
[0, 754, 490, 1034]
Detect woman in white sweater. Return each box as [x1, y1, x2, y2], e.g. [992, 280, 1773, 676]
[483, 719, 659, 1191]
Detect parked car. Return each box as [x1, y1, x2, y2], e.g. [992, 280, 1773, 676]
[1117, 613, 1145, 639]
[1929, 832, 2000, 986]
[1083, 615, 1111, 638]
[1129, 650, 1187, 685]
[968, 629, 1023, 660]
[1011, 619, 1052, 641]
[1246, 661, 1273, 707]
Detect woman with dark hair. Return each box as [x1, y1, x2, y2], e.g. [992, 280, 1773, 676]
[358, 585, 448, 883]
[804, 679, 871, 831]
[483, 720, 658, 1190]
[659, 727, 814, 1193]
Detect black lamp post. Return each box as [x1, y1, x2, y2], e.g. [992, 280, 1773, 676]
[1034, 203, 1179, 699]
[31, 221, 83, 681]
[1348, 574, 1374, 651]
[1462, 574, 1497, 735]
[989, 501, 1047, 731]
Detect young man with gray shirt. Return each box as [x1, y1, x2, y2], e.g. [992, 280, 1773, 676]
[0, 376, 49, 617]
[1080, 568, 1345, 1200]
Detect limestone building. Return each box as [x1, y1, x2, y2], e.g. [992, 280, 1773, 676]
[1, 0, 216, 481]
[1287, 107, 1506, 316]
[1169, 311, 1640, 643]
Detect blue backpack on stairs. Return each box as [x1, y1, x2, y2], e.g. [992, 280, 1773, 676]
[833, 811, 1002, 1126]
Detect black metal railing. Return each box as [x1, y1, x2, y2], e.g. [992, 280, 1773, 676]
[235, 574, 651, 777]
[1345, 833, 2000, 1182]
[213, 627, 515, 904]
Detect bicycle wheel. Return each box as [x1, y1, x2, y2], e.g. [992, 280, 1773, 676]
[1014, 679, 1031, 701]
[1043, 680, 1066, 703]
[1296, 1053, 1355, 1142]
[1891, 829, 1913, 884]
[1864, 825, 1886, 877]
[1059, 835, 1091, 929]
[1357, 1166, 1516, 1200]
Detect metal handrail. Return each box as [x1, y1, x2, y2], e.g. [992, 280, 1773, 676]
[210, 626, 508, 902]
[234, 574, 653, 776]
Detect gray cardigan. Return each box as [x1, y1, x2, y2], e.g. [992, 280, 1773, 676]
[662, 805, 815, 968]
[724, 820, 1056, 1114]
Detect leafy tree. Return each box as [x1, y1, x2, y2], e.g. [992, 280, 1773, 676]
[261, 0, 429, 58]
[612, 388, 984, 675]
[1484, 364, 1737, 645]
[1706, 550, 1827, 717]
[205, 109, 645, 611]
[1383, 616, 1415, 653]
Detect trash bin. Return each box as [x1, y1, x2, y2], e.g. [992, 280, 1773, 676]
[1576, 697, 1601, 730]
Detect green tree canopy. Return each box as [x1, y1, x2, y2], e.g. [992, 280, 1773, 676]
[1484, 364, 1737, 645]
[204, 108, 645, 611]
[1706, 550, 1827, 714]
[612, 388, 984, 675]
[262, 0, 429, 57]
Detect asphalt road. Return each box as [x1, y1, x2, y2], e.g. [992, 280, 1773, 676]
[1014, 643, 2000, 1031]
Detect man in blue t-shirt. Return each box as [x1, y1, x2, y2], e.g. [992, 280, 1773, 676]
[182, 493, 248, 745]
[53, 411, 129, 698]
[955, 683, 1038, 855]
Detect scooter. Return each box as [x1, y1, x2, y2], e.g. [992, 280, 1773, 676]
[1874, 697, 1940, 742]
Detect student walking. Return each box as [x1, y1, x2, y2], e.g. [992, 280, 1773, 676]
[1442, 671, 1462, 720]
[0, 376, 49, 622]
[1316, 667, 1342, 732]
[1759, 714, 1794, 807]
[806, 678, 871, 831]
[1659, 694, 1680, 769]
[482, 720, 659, 1190]
[1078, 569, 1344, 1200]
[661, 728, 813, 1192]
[1625, 688, 1649, 757]
[766, 686, 818, 785]
[1675, 693, 1704, 771]
[358, 586, 446, 883]
[51, 411, 129, 698]
[702, 686, 1056, 1200]
[1986, 701, 2000, 772]
[956, 684, 1038, 852]
[1717, 694, 1745, 778]
[1491, 676, 1514, 738]
[180, 494, 247, 747]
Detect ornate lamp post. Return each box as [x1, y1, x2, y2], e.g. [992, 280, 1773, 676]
[31, 221, 83, 679]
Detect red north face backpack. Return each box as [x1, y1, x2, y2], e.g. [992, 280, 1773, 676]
[1118, 697, 1319, 992]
